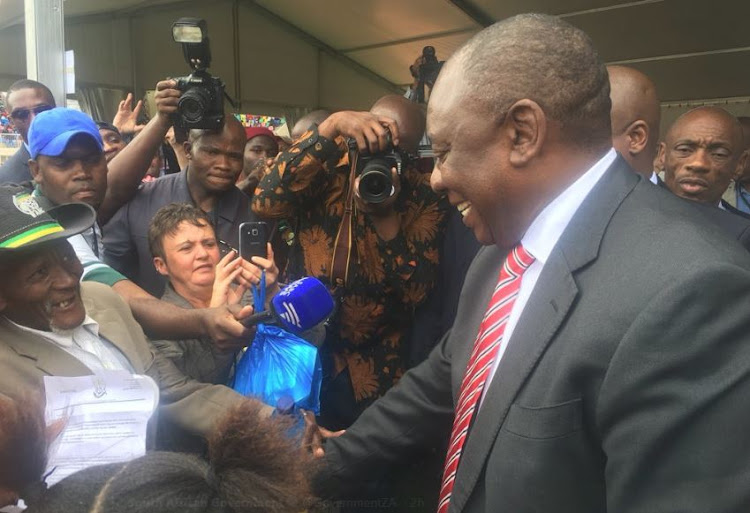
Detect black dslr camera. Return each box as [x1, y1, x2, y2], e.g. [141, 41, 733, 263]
[171, 18, 225, 130]
[348, 130, 409, 204]
[410, 46, 445, 104]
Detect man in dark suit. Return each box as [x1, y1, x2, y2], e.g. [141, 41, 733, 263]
[658, 106, 750, 220]
[607, 69, 750, 248]
[311, 14, 750, 512]
[0, 80, 55, 184]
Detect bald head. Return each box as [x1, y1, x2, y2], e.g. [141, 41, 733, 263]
[659, 106, 747, 205]
[607, 65, 661, 177]
[370, 95, 425, 154]
[291, 109, 332, 141]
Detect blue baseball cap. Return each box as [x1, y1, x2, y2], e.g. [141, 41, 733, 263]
[28, 108, 103, 159]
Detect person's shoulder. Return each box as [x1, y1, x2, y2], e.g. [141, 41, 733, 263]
[721, 200, 750, 221]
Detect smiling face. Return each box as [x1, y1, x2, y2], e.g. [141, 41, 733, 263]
[428, 61, 528, 247]
[153, 220, 220, 296]
[0, 241, 85, 331]
[30, 134, 108, 209]
[660, 108, 746, 205]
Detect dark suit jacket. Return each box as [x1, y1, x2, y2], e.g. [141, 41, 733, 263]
[316, 157, 750, 512]
[721, 199, 750, 220]
[654, 176, 750, 250]
[0, 144, 31, 184]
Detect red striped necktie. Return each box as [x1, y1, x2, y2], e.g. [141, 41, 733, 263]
[437, 244, 535, 513]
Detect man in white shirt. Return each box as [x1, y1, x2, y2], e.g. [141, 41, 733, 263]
[311, 14, 750, 513]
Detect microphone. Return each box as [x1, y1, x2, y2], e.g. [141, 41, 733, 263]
[242, 277, 335, 333]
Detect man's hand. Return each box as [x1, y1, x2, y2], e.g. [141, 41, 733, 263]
[301, 409, 345, 459]
[154, 79, 181, 122]
[113, 93, 146, 135]
[199, 303, 255, 351]
[318, 111, 400, 155]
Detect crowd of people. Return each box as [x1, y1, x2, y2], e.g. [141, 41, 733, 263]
[1, 11, 750, 513]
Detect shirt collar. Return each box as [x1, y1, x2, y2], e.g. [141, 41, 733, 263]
[650, 171, 659, 184]
[9, 315, 100, 348]
[521, 148, 617, 265]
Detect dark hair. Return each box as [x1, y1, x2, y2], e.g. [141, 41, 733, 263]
[6, 79, 55, 107]
[148, 203, 212, 260]
[455, 13, 612, 151]
[27, 400, 313, 513]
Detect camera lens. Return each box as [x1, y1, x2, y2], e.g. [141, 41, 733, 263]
[178, 87, 212, 123]
[359, 159, 393, 204]
[251, 229, 259, 236]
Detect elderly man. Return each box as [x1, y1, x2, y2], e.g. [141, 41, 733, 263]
[312, 14, 750, 512]
[254, 94, 447, 428]
[0, 185, 265, 452]
[0, 80, 55, 184]
[658, 106, 749, 218]
[607, 65, 661, 178]
[27, 107, 255, 351]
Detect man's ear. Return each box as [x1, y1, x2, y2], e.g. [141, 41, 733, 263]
[733, 150, 749, 181]
[505, 100, 545, 167]
[153, 257, 169, 277]
[655, 142, 667, 172]
[626, 120, 649, 155]
[29, 159, 42, 184]
[183, 141, 193, 161]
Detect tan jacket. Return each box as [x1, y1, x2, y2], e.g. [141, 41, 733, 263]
[0, 281, 265, 444]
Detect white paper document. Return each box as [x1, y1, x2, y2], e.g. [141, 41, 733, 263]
[43, 371, 159, 486]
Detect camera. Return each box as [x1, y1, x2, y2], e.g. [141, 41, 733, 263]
[409, 46, 445, 104]
[348, 130, 409, 204]
[171, 18, 225, 130]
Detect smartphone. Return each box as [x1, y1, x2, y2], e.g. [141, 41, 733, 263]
[239, 221, 268, 260]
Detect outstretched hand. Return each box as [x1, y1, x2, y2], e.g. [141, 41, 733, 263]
[113, 93, 146, 135]
[301, 409, 345, 459]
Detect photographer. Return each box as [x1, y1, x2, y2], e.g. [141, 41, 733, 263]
[252, 94, 448, 429]
[102, 84, 260, 298]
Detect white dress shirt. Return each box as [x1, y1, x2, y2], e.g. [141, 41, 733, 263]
[11, 316, 133, 373]
[481, 148, 617, 403]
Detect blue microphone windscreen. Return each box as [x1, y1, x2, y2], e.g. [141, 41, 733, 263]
[271, 277, 335, 333]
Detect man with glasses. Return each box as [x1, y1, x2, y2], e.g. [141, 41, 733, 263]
[0, 79, 55, 184]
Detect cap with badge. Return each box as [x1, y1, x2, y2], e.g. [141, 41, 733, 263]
[28, 108, 103, 159]
[0, 184, 95, 251]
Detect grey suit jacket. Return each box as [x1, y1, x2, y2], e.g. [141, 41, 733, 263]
[0, 145, 31, 184]
[0, 281, 259, 447]
[316, 157, 750, 512]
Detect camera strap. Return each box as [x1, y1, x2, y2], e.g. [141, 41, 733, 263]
[329, 151, 357, 289]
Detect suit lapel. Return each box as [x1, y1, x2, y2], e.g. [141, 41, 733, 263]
[0, 318, 91, 376]
[449, 157, 639, 513]
[82, 288, 147, 373]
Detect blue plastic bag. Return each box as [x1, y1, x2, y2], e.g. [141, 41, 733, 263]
[233, 272, 322, 414]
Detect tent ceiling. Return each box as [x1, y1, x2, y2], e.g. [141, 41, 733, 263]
[1, 0, 748, 102]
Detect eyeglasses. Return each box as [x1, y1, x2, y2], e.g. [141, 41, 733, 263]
[10, 104, 53, 121]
